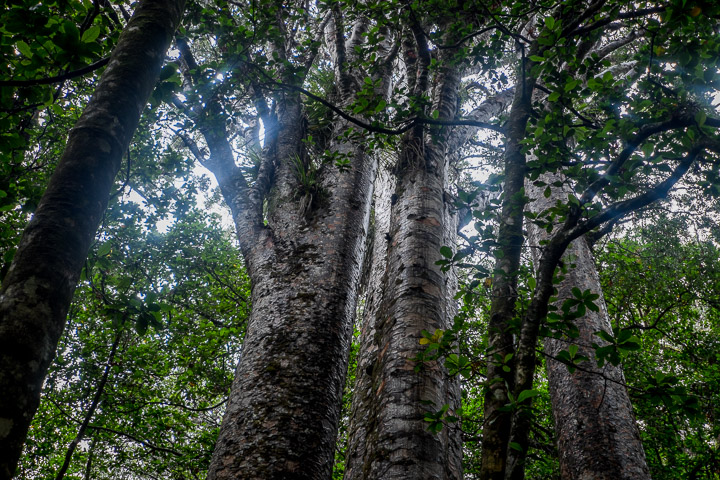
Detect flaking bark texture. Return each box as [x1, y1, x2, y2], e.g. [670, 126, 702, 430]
[351, 164, 460, 480]
[0, 1, 184, 477]
[527, 176, 650, 480]
[344, 166, 393, 479]
[345, 48, 462, 480]
[202, 14, 396, 475]
[206, 111, 377, 479]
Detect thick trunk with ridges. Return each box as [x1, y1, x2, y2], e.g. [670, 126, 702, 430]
[206, 116, 377, 479]
[344, 165, 393, 480]
[345, 45, 463, 479]
[526, 177, 650, 480]
[351, 164, 460, 480]
[0, 1, 184, 477]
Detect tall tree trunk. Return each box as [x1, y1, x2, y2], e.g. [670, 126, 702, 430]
[346, 69, 514, 480]
[344, 165, 393, 480]
[525, 178, 651, 480]
[479, 61, 537, 480]
[206, 130, 377, 479]
[200, 13, 396, 478]
[345, 139, 462, 480]
[344, 36, 463, 479]
[0, 1, 185, 477]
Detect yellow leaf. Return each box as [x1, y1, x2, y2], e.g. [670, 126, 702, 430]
[419, 338, 430, 345]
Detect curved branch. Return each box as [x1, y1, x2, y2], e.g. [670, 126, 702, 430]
[85, 425, 184, 457]
[55, 328, 123, 480]
[276, 82, 505, 135]
[577, 116, 690, 206]
[571, 146, 700, 241]
[0, 57, 110, 87]
[569, 6, 667, 37]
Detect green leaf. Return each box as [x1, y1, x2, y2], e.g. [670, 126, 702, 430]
[159, 63, 178, 81]
[695, 111, 707, 127]
[135, 315, 149, 336]
[440, 246, 453, 258]
[595, 330, 615, 343]
[509, 442, 524, 452]
[642, 142, 654, 156]
[81, 25, 101, 43]
[16, 41, 33, 58]
[564, 79, 579, 92]
[529, 55, 545, 62]
[97, 242, 112, 257]
[585, 298, 599, 312]
[548, 91, 561, 102]
[517, 389, 539, 403]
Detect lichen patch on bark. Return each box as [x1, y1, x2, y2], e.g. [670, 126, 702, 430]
[0, 419, 12, 437]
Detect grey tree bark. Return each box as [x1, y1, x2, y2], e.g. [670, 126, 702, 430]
[524, 177, 651, 480]
[179, 12, 398, 479]
[344, 164, 393, 479]
[343, 27, 464, 480]
[0, 0, 185, 477]
[345, 53, 514, 480]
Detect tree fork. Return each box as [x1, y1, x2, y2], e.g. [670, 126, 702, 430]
[201, 12, 395, 478]
[345, 26, 465, 479]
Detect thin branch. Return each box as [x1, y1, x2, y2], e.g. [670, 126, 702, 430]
[0, 57, 110, 87]
[569, 6, 667, 37]
[116, 397, 229, 415]
[275, 82, 505, 135]
[55, 328, 123, 480]
[85, 425, 184, 457]
[479, 2, 531, 45]
[436, 25, 498, 50]
[560, 0, 608, 40]
[539, 348, 647, 394]
[577, 116, 691, 206]
[302, 10, 332, 72]
[80, 0, 102, 34]
[593, 31, 640, 62]
[571, 147, 700, 240]
[534, 83, 598, 128]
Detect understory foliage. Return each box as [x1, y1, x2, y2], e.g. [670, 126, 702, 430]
[598, 216, 720, 479]
[2, 0, 720, 478]
[20, 208, 249, 480]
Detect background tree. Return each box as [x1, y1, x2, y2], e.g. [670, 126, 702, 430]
[0, 0, 185, 476]
[598, 214, 720, 479]
[18, 207, 249, 480]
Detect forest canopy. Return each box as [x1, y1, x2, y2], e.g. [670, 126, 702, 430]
[1, 0, 720, 479]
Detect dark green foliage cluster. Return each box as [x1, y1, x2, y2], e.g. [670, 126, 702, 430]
[598, 217, 720, 479]
[18, 205, 249, 479]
